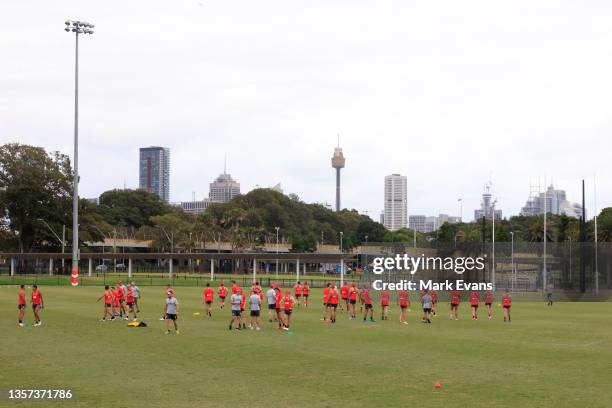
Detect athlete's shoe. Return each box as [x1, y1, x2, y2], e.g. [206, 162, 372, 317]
[99, 318, 105, 322]
[18, 323, 24, 327]
[256, 327, 261, 331]
[402, 321, 408, 325]
[175, 330, 180, 335]
[282, 327, 289, 331]
[165, 330, 170, 335]
[159, 317, 165, 321]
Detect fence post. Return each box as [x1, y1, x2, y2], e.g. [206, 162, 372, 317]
[252, 258, 257, 284]
[211, 258, 214, 281]
[88, 258, 93, 277]
[296, 258, 300, 283]
[169, 258, 173, 279]
[128, 258, 133, 279]
[10, 258, 15, 276]
[49, 258, 53, 276]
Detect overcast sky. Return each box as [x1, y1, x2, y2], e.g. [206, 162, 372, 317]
[1, 0, 611, 221]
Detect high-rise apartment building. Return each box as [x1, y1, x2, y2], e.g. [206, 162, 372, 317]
[383, 174, 407, 231]
[139, 147, 170, 202]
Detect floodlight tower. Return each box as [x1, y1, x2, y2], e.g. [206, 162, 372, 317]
[64, 19, 94, 286]
[331, 138, 345, 212]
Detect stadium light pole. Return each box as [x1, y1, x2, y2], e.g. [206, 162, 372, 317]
[364, 234, 368, 272]
[457, 198, 463, 222]
[510, 231, 514, 291]
[64, 19, 94, 286]
[491, 199, 497, 291]
[543, 186, 547, 294]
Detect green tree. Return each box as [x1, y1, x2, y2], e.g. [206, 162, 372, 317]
[0, 144, 72, 252]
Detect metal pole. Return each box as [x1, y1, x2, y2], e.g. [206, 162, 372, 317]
[296, 258, 300, 283]
[88, 258, 92, 277]
[128, 258, 132, 279]
[511, 232, 514, 291]
[71, 30, 80, 286]
[62, 224, 66, 268]
[211, 257, 215, 281]
[340, 257, 344, 287]
[275, 227, 279, 277]
[252, 257, 257, 284]
[594, 174, 598, 294]
[492, 202, 496, 291]
[543, 186, 547, 294]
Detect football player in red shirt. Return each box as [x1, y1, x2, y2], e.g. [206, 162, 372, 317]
[348, 283, 358, 319]
[327, 284, 339, 323]
[302, 282, 310, 307]
[470, 291, 480, 320]
[502, 290, 512, 322]
[203, 283, 215, 317]
[398, 290, 410, 325]
[218, 282, 228, 309]
[31, 285, 44, 326]
[293, 281, 302, 307]
[126, 284, 138, 321]
[321, 283, 331, 322]
[484, 290, 494, 319]
[340, 283, 350, 312]
[361, 286, 375, 322]
[449, 290, 460, 320]
[17, 284, 26, 327]
[430, 290, 439, 316]
[380, 290, 390, 320]
[97, 285, 114, 321]
[240, 288, 247, 329]
[274, 287, 284, 330]
[116, 281, 128, 320]
[282, 289, 296, 330]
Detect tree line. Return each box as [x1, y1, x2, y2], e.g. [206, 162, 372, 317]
[1, 143, 610, 254]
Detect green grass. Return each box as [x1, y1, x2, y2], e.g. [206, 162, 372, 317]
[1, 286, 611, 408]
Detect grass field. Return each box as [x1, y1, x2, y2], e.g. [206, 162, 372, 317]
[1, 285, 611, 408]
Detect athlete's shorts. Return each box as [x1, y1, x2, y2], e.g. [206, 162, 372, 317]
[485, 303, 492, 306]
[451, 303, 459, 307]
[400, 305, 407, 310]
[296, 294, 301, 298]
[284, 309, 292, 316]
[133, 298, 139, 304]
[205, 301, 212, 305]
[32, 304, 41, 310]
[329, 304, 337, 309]
[365, 304, 373, 310]
[423, 308, 432, 313]
[503, 305, 511, 309]
[471, 304, 478, 308]
[303, 294, 309, 298]
[127, 302, 134, 306]
[220, 296, 226, 300]
[349, 300, 356, 305]
[105, 303, 112, 308]
[18, 304, 25, 310]
[268, 304, 276, 310]
[240, 308, 245, 312]
[232, 310, 241, 317]
[250, 310, 260, 317]
[381, 302, 389, 307]
[547, 294, 552, 300]
[165, 313, 177, 320]
[275, 308, 281, 313]
[342, 296, 348, 301]
[119, 299, 125, 304]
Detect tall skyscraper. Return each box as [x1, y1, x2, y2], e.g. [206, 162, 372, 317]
[383, 174, 408, 231]
[520, 184, 583, 218]
[209, 167, 240, 203]
[139, 146, 170, 202]
[331, 141, 345, 212]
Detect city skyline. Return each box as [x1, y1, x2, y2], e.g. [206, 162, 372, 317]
[1, 1, 610, 221]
